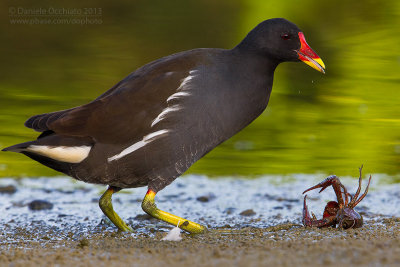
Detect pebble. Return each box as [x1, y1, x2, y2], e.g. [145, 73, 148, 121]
[196, 193, 216, 202]
[134, 214, 155, 221]
[239, 209, 256, 216]
[0, 185, 17, 194]
[28, 200, 53, 211]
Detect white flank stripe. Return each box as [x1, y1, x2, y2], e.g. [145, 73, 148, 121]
[177, 71, 197, 90]
[107, 140, 146, 162]
[166, 91, 191, 102]
[144, 129, 169, 141]
[27, 145, 91, 163]
[108, 129, 169, 162]
[151, 70, 198, 128]
[179, 75, 194, 89]
[151, 105, 181, 127]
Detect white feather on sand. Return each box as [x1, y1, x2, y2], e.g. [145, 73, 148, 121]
[161, 221, 182, 241]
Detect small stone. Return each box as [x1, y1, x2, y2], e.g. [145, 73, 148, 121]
[196, 193, 216, 202]
[28, 200, 53, 211]
[134, 214, 154, 221]
[239, 209, 256, 216]
[0, 185, 17, 194]
[196, 196, 209, 202]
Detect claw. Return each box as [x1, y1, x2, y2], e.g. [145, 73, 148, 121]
[302, 195, 312, 226]
[303, 175, 345, 208]
[302, 195, 337, 228]
[302, 175, 338, 194]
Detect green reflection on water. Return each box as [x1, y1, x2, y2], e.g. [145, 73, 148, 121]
[0, 0, 399, 178]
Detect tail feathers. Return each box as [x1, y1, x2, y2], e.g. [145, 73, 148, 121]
[2, 135, 93, 164]
[2, 141, 36, 153]
[2, 141, 75, 175]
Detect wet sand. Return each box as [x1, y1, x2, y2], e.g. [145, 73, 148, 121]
[1, 175, 399, 266]
[1, 218, 400, 267]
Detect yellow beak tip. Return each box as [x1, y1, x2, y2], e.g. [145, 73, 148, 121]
[315, 58, 326, 70]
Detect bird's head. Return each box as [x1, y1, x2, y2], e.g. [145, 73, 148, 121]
[237, 18, 325, 73]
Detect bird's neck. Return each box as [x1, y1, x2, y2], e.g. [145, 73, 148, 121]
[231, 46, 280, 75]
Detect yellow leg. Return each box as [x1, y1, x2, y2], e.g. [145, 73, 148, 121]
[99, 186, 133, 232]
[142, 189, 206, 234]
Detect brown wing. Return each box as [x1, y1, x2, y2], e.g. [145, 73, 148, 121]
[24, 50, 202, 144]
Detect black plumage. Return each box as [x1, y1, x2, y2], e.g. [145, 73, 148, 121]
[3, 18, 325, 233]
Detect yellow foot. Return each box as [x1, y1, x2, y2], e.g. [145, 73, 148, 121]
[142, 189, 206, 234]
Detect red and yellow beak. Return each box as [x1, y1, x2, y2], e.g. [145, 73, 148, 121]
[297, 32, 325, 73]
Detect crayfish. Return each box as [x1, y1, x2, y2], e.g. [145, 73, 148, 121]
[302, 166, 371, 229]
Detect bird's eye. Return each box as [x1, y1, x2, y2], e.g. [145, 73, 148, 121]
[281, 33, 290, 40]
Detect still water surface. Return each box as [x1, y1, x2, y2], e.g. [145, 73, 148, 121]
[0, 0, 399, 179]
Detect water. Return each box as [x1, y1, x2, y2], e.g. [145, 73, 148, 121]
[1, 0, 400, 178]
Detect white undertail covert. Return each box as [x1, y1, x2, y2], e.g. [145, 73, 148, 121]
[26, 145, 91, 163]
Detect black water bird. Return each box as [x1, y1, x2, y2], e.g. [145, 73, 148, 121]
[3, 18, 325, 233]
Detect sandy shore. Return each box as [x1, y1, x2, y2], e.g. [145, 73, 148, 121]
[1, 175, 399, 266]
[1, 218, 399, 267]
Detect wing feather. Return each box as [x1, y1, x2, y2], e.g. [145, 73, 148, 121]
[24, 50, 202, 143]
